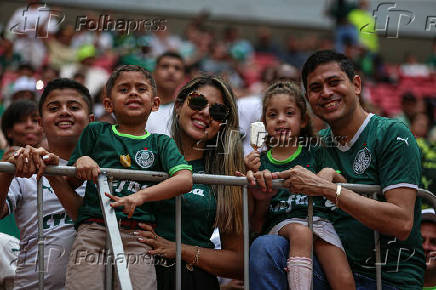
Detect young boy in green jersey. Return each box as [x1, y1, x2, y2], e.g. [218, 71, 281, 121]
[63, 65, 193, 290]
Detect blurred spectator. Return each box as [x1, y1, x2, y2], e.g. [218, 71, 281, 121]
[325, 0, 358, 53]
[200, 39, 231, 75]
[427, 38, 436, 70]
[0, 232, 19, 290]
[355, 46, 374, 79]
[421, 209, 436, 289]
[412, 113, 436, 195]
[150, 29, 183, 58]
[223, 26, 253, 63]
[347, 0, 378, 53]
[60, 44, 109, 96]
[119, 34, 155, 71]
[254, 26, 281, 58]
[146, 52, 185, 135]
[394, 92, 417, 127]
[372, 54, 393, 83]
[46, 25, 77, 70]
[281, 36, 308, 70]
[71, 13, 113, 53]
[9, 76, 37, 107]
[0, 34, 21, 76]
[400, 52, 431, 77]
[37, 65, 60, 93]
[6, 0, 58, 68]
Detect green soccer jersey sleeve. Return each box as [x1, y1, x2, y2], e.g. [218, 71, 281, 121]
[376, 121, 421, 192]
[156, 135, 192, 176]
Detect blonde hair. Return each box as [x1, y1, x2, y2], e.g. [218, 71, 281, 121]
[170, 75, 244, 234]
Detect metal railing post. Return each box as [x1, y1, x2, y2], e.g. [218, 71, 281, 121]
[372, 192, 382, 290]
[97, 174, 133, 290]
[105, 176, 114, 290]
[37, 178, 44, 290]
[243, 185, 250, 290]
[175, 195, 182, 290]
[307, 196, 313, 290]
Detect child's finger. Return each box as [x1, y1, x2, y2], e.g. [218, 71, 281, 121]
[105, 192, 119, 201]
[110, 201, 123, 208]
[235, 171, 245, 177]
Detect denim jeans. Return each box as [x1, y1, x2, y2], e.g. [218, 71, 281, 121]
[249, 235, 398, 290]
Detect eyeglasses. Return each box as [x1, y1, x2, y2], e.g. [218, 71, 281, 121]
[186, 92, 229, 123]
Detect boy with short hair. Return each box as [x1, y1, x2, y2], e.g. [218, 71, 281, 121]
[63, 65, 192, 290]
[0, 78, 94, 289]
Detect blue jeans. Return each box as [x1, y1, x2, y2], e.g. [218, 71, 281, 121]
[249, 235, 398, 290]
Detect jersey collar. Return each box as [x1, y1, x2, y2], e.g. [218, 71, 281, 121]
[267, 145, 302, 165]
[333, 113, 374, 152]
[112, 125, 150, 140]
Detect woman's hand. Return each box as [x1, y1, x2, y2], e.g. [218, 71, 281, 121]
[105, 192, 142, 218]
[75, 156, 100, 183]
[244, 151, 261, 172]
[276, 165, 332, 196]
[135, 223, 176, 259]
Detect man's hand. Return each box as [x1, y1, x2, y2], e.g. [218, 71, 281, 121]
[276, 165, 331, 196]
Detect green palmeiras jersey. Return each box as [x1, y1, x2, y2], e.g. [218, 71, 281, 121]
[68, 122, 192, 227]
[314, 113, 425, 289]
[154, 159, 216, 249]
[259, 145, 331, 234]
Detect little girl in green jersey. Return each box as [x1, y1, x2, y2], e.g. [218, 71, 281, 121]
[246, 81, 355, 290]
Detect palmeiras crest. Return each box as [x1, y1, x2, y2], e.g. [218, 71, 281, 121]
[353, 147, 371, 174]
[135, 150, 155, 169]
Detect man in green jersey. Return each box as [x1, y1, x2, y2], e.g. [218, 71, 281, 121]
[250, 50, 425, 289]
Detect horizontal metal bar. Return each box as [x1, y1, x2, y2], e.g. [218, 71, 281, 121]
[1, 163, 435, 206]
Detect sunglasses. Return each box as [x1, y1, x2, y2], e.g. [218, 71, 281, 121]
[186, 92, 229, 123]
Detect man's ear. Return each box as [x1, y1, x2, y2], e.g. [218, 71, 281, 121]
[88, 114, 95, 122]
[152, 96, 160, 112]
[352, 75, 362, 96]
[103, 97, 113, 113]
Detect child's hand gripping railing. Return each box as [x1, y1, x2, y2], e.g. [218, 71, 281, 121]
[0, 162, 435, 290]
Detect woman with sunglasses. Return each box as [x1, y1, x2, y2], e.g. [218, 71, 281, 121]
[136, 75, 245, 289]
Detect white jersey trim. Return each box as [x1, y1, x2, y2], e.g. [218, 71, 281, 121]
[335, 113, 374, 152]
[382, 183, 418, 193]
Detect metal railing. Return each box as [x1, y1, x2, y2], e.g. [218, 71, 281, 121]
[0, 162, 435, 290]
